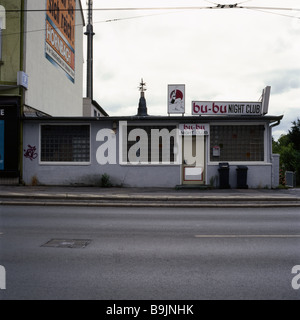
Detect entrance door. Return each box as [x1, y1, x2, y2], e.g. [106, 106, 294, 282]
[182, 135, 205, 185]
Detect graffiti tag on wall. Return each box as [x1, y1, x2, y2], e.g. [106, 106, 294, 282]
[24, 145, 38, 161]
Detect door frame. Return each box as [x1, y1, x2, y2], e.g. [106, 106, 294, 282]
[181, 135, 206, 185]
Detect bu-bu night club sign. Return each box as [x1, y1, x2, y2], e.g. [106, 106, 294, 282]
[192, 101, 263, 116]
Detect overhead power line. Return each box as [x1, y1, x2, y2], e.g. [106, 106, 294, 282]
[241, 6, 300, 12]
[5, 5, 300, 12]
[94, 6, 300, 11]
[245, 7, 300, 20]
[2, 4, 300, 38]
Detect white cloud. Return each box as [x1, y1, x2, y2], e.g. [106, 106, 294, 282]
[82, 0, 300, 135]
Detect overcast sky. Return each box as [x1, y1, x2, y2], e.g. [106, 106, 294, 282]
[81, 0, 300, 140]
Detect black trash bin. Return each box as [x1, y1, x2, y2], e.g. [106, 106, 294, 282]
[236, 166, 248, 189]
[218, 162, 230, 189]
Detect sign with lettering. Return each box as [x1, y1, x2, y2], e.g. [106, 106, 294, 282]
[192, 101, 263, 116]
[46, 0, 76, 82]
[179, 124, 209, 136]
[17, 71, 29, 89]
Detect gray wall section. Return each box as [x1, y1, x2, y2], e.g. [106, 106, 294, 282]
[206, 164, 273, 189]
[22, 121, 181, 187]
[23, 120, 277, 188]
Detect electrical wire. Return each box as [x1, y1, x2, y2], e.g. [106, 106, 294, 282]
[1, 10, 185, 38]
[4, 7, 211, 13]
[245, 7, 300, 20]
[202, 0, 218, 5]
[241, 6, 300, 12]
[102, 10, 183, 23]
[4, 4, 300, 12]
[237, 0, 254, 4]
[2, 3, 300, 38]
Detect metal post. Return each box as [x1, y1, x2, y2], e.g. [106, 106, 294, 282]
[85, 0, 95, 100]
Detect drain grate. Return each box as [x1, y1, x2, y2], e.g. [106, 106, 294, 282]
[41, 239, 91, 249]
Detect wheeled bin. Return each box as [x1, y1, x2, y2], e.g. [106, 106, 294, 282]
[218, 162, 230, 189]
[236, 166, 248, 189]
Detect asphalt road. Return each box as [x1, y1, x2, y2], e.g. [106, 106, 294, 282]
[0, 205, 300, 300]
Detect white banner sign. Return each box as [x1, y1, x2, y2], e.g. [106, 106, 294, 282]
[179, 123, 209, 136]
[192, 101, 262, 116]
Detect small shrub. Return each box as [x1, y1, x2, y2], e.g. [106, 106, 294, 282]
[101, 174, 112, 187]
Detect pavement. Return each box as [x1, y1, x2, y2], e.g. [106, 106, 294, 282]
[1, 185, 300, 207]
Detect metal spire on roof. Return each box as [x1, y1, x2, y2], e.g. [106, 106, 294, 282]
[137, 79, 148, 116]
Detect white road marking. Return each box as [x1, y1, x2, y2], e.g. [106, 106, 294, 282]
[195, 234, 300, 238]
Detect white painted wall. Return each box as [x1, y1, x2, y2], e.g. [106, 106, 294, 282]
[24, 0, 84, 116]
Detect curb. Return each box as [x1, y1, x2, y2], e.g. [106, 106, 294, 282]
[1, 193, 300, 202]
[1, 200, 300, 208]
[1, 190, 300, 208]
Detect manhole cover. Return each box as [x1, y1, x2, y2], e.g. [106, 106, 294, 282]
[41, 239, 91, 249]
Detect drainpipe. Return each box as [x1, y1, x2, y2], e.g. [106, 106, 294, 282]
[270, 119, 282, 158]
[270, 119, 282, 129]
[270, 119, 282, 188]
[19, 0, 26, 184]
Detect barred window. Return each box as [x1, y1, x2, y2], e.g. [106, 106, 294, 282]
[122, 125, 177, 164]
[41, 125, 90, 163]
[210, 125, 265, 162]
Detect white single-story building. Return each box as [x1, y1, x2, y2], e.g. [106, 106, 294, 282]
[22, 85, 283, 188]
[22, 114, 283, 188]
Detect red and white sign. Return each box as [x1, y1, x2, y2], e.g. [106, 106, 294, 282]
[192, 101, 262, 116]
[179, 123, 209, 136]
[168, 85, 185, 114]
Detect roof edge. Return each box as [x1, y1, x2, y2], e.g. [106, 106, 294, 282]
[21, 115, 284, 122]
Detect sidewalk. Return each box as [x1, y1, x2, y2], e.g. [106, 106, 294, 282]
[1, 185, 300, 207]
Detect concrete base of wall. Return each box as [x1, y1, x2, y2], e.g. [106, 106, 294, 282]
[0, 177, 20, 185]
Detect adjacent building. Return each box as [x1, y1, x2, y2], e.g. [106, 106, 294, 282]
[0, 0, 85, 183]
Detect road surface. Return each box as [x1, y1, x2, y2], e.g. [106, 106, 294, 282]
[0, 205, 300, 300]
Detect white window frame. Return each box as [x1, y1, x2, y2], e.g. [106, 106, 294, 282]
[39, 123, 91, 166]
[208, 122, 268, 165]
[119, 121, 181, 166]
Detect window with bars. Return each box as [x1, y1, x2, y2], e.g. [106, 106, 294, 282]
[122, 125, 177, 164]
[210, 125, 265, 162]
[41, 125, 90, 163]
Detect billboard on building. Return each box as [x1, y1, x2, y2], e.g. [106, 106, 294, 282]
[45, 0, 76, 82]
[168, 85, 185, 114]
[192, 101, 263, 116]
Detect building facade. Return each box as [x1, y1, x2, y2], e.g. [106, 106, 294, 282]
[83, 98, 109, 118]
[22, 114, 282, 188]
[24, 0, 84, 116]
[0, 0, 84, 183]
[22, 84, 282, 189]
